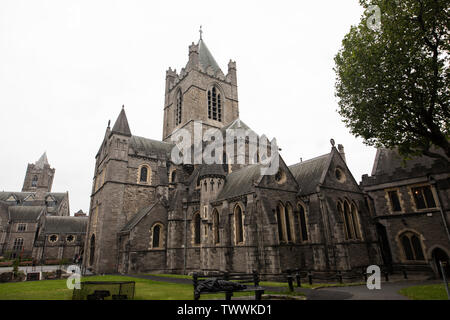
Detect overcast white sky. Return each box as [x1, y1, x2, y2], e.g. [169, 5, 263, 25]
[0, 0, 376, 215]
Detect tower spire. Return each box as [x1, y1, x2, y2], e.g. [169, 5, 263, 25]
[111, 106, 132, 137]
[199, 25, 203, 40]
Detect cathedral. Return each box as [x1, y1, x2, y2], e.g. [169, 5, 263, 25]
[82, 34, 383, 276]
[1, 32, 447, 280]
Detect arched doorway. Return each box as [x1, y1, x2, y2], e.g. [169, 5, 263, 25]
[376, 223, 392, 272]
[432, 248, 449, 279]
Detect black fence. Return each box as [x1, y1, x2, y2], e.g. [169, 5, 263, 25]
[72, 281, 135, 300]
[281, 266, 413, 291]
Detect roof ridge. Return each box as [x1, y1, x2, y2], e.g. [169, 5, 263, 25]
[132, 135, 174, 145]
[290, 153, 330, 167]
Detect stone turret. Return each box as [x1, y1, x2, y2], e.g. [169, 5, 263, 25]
[199, 164, 225, 220]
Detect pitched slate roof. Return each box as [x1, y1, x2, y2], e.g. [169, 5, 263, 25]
[43, 216, 88, 234]
[217, 164, 261, 200]
[129, 135, 174, 159]
[198, 39, 222, 75]
[289, 153, 330, 196]
[371, 148, 439, 176]
[8, 206, 45, 221]
[111, 107, 132, 137]
[0, 192, 32, 202]
[120, 203, 158, 233]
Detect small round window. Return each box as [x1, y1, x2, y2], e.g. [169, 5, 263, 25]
[66, 235, 75, 242]
[49, 234, 58, 243]
[335, 168, 346, 182]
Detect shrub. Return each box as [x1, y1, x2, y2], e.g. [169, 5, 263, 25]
[0, 272, 13, 283]
[12, 259, 20, 278]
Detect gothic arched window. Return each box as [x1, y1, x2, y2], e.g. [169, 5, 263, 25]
[140, 166, 148, 182]
[350, 203, 362, 239]
[276, 204, 284, 243]
[343, 201, 355, 239]
[175, 90, 182, 125]
[213, 209, 220, 244]
[138, 165, 151, 184]
[234, 205, 244, 244]
[151, 224, 163, 249]
[400, 232, 425, 261]
[193, 212, 201, 245]
[338, 201, 351, 240]
[31, 175, 38, 187]
[285, 202, 294, 242]
[207, 86, 222, 122]
[171, 170, 176, 184]
[298, 203, 308, 242]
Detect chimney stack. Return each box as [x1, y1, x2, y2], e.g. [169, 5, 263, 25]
[338, 144, 346, 163]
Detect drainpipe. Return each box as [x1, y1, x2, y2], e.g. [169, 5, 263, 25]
[183, 205, 187, 275]
[429, 175, 450, 243]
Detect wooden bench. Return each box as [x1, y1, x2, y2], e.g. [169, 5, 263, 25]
[193, 271, 264, 300]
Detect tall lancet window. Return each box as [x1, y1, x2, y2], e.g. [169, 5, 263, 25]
[208, 86, 222, 122]
[176, 90, 182, 125]
[32, 175, 38, 187]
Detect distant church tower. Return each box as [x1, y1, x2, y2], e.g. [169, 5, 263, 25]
[22, 152, 55, 193]
[162, 28, 239, 141]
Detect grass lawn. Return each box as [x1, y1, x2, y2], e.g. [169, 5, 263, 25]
[0, 275, 302, 300]
[398, 284, 449, 300]
[0, 275, 203, 300]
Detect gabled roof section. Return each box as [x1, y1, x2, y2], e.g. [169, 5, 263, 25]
[23, 194, 35, 202]
[130, 136, 174, 158]
[371, 148, 440, 176]
[111, 106, 132, 137]
[0, 192, 33, 203]
[198, 38, 223, 75]
[5, 194, 18, 202]
[43, 216, 88, 234]
[9, 206, 45, 221]
[289, 153, 331, 196]
[217, 164, 262, 200]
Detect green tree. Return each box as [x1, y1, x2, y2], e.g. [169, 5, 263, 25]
[334, 0, 449, 161]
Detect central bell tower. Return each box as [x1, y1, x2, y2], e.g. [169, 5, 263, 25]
[162, 31, 239, 142]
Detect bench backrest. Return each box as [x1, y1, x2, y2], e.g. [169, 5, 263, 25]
[193, 271, 260, 289]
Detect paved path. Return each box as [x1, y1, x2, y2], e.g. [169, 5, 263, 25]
[125, 274, 441, 300]
[308, 280, 442, 300]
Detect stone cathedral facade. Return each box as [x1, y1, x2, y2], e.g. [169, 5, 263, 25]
[83, 35, 383, 276]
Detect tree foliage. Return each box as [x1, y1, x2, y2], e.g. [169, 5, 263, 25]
[334, 0, 449, 162]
